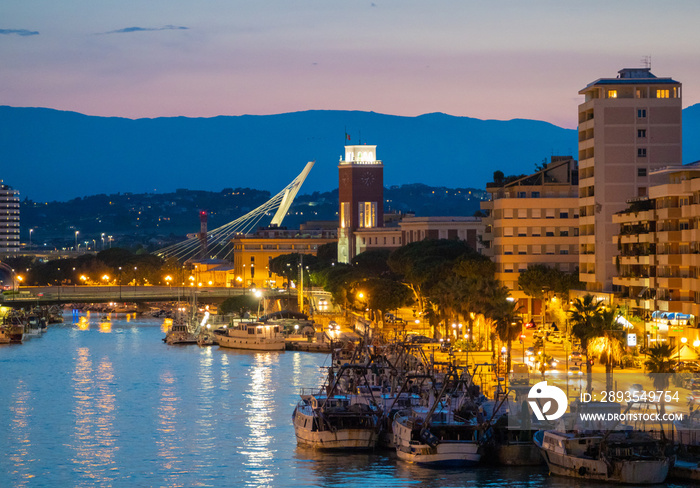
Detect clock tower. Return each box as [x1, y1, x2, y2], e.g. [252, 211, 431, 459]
[338, 144, 384, 263]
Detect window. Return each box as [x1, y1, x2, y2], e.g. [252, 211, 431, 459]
[546, 245, 555, 255]
[383, 237, 386, 245]
[546, 227, 555, 237]
[504, 245, 514, 255]
[637, 109, 647, 118]
[531, 191, 540, 198]
[560, 211, 569, 219]
[559, 249, 569, 255]
[532, 227, 541, 237]
[503, 208, 513, 219]
[545, 208, 555, 219]
[392, 236, 396, 244]
[504, 227, 513, 237]
[517, 208, 528, 218]
[518, 228, 527, 237]
[517, 192, 527, 198]
[518, 245, 527, 255]
[638, 129, 646, 138]
[504, 264, 514, 273]
[638, 167, 647, 177]
[573, 228, 579, 236]
[532, 208, 541, 218]
[532, 245, 541, 255]
[656, 89, 670, 98]
[637, 148, 647, 157]
[607, 89, 617, 98]
[340, 202, 350, 228]
[560, 230, 569, 237]
[358, 202, 377, 228]
[518, 264, 528, 272]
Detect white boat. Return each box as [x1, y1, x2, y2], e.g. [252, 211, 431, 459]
[534, 430, 671, 484]
[292, 392, 379, 449]
[392, 406, 481, 466]
[163, 319, 197, 345]
[216, 322, 285, 351]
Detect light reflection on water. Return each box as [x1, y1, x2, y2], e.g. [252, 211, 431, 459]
[0, 314, 696, 488]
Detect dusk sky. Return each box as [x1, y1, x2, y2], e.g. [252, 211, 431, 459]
[2, 1, 699, 129]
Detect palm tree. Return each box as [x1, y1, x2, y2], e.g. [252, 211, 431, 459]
[491, 298, 523, 374]
[645, 343, 676, 417]
[568, 294, 605, 393]
[587, 308, 625, 391]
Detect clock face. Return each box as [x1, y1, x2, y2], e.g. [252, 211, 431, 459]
[360, 171, 375, 187]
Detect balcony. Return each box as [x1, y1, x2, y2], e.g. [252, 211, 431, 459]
[655, 277, 682, 289]
[613, 276, 652, 288]
[656, 300, 687, 314]
[656, 254, 682, 266]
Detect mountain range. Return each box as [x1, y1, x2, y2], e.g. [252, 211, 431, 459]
[2, 104, 699, 202]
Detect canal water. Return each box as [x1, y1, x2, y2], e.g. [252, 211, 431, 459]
[0, 313, 692, 487]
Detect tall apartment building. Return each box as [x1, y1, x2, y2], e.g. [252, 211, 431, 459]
[481, 157, 579, 311]
[612, 163, 700, 345]
[337, 145, 384, 263]
[578, 68, 682, 292]
[0, 180, 20, 253]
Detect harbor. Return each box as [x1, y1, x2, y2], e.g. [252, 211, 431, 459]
[0, 311, 698, 487]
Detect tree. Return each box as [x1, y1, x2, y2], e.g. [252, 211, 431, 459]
[491, 298, 523, 372]
[387, 239, 474, 319]
[587, 308, 625, 391]
[518, 264, 580, 301]
[360, 277, 413, 324]
[219, 295, 260, 317]
[645, 343, 676, 417]
[568, 294, 605, 393]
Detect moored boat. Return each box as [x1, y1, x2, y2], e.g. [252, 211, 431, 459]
[534, 429, 671, 484]
[163, 318, 197, 345]
[292, 391, 379, 450]
[392, 406, 481, 466]
[216, 321, 285, 351]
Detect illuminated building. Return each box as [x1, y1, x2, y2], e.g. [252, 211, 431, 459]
[337, 145, 384, 263]
[0, 180, 20, 254]
[578, 67, 682, 292]
[481, 157, 579, 314]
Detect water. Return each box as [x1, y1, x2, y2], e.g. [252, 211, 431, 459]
[0, 314, 692, 487]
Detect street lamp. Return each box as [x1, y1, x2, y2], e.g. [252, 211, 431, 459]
[133, 267, 138, 296]
[102, 274, 109, 285]
[118, 266, 122, 300]
[75, 230, 79, 250]
[101, 233, 105, 250]
[29, 228, 33, 249]
[165, 275, 172, 292]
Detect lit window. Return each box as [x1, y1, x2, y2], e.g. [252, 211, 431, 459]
[607, 90, 617, 98]
[358, 202, 376, 228]
[656, 89, 670, 99]
[340, 202, 350, 228]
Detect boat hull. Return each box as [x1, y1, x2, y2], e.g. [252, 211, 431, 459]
[395, 441, 481, 466]
[218, 334, 285, 351]
[670, 460, 700, 481]
[293, 409, 376, 450]
[164, 332, 197, 345]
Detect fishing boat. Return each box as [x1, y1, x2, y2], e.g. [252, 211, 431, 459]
[163, 317, 197, 345]
[392, 405, 481, 466]
[2, 312, 25, 343]
[216, 321, 285, 351]
[25, 312, 47, 336]
[292, 391, 379, 449]
[534, 429, 671, 484]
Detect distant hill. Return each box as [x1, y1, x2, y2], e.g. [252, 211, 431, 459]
[2, 105, 699, 202]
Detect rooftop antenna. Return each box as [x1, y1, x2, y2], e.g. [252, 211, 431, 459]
[641, 55, 651, 70]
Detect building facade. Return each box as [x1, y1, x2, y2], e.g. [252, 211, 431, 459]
[578, 68, 682, 292]
[0, 180, 20, 254]
[481, 157, 580, 304]
[337, 145, 384, 263]
[612, 163, 700, 348]
[231, 227, 336, 288]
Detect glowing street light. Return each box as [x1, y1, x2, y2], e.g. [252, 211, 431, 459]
[75, 230, 79, 249]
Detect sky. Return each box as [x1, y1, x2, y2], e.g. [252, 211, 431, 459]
[2, 1, 700, 129]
